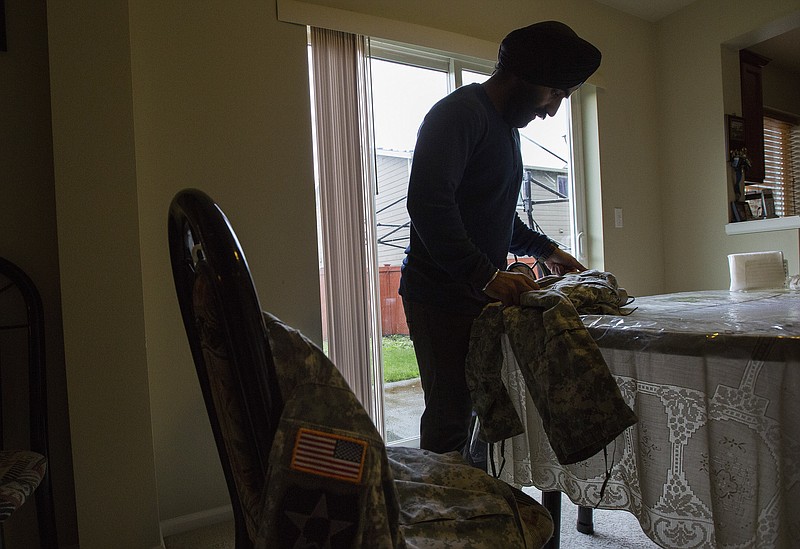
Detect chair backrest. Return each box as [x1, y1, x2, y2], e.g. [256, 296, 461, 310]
[0, 257, 57, 547]
[167, 189, 284, 545]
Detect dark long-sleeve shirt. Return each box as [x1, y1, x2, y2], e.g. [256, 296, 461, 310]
[399, 83, 555, 315]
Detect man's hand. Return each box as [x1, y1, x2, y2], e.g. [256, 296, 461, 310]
[543, 248, 586, 276]
[484, 270, 540, 306]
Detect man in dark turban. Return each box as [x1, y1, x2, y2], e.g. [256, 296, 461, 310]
[498, 21, 602, 93]
[399, 21, 601, 464]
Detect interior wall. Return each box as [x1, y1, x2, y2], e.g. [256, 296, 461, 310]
[657, 0, 800, 293]
[127, 0, 321, 524]
[762, 64, 800, 114]
[0, 1, 78, 547]
[46, 2, 161, 547]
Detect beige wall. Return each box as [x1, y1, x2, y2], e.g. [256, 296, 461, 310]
[47, 2, 163, 547]
[658, 0, 800, 293]
[0, 1, 78, 547]
[127, 1, 321, 525]
[763, 64, 800, 115]
[47, 0, 322, 545]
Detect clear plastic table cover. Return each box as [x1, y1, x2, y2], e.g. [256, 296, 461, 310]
[581, 289, 800, 360]
[498, 289, 800, 547]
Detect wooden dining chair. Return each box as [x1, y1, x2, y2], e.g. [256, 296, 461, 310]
[168, 188, 554, 548]
[0, 258, 58, 549]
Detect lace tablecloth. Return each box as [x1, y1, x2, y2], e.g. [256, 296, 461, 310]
[496, 290, 800, 548]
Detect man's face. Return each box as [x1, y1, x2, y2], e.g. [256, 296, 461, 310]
[504, 78, 579, 128]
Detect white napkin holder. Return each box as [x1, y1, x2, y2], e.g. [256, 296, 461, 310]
[728, 250, 786, 291]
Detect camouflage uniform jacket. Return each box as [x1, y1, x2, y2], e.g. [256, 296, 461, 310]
[257, 314, 553, 548]
[255, 313, 403, 548]
[465, 270, 638, 465]
[532, 270, 630, 315]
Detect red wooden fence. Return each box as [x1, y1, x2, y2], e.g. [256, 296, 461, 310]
[318, 266, 409, 336]
[379, 266, 408, 335]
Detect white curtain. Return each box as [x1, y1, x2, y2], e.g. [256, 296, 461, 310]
[309, 27, 384, 433]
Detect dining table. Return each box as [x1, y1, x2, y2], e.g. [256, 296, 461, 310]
[494, 289, 800, 548]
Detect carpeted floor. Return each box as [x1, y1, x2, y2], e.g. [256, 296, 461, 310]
[164, 519, 234, 549]
[163, 487, 659, 549]
[527, 487, 660, 548]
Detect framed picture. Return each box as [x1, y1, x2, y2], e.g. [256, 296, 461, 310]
[1, 0, 6, 52]
[730, 200, 753, 222]
[762, 190, 777, 218]
[727, 114, 746, 151]
[745, 191, 766, 219]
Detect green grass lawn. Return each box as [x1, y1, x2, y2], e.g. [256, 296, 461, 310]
[382, 334, 420, 383]
[324, 335, 419, 383]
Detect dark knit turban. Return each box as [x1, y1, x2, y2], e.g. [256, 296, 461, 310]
[497, 21, 601, 90]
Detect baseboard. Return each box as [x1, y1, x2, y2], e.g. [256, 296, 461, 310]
[159, 504, 234, 538]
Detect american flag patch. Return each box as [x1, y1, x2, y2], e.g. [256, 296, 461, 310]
[290, 428, 367, 483]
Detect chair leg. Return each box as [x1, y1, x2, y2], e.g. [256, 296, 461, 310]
[577, 505, 594, 534]
[234, 515, 253, 549]
[541, 491, 561, 549]
[35, 470, 59, 548]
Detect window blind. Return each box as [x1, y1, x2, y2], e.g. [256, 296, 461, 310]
[310, 28, 384, 431]
[791, 124, 800, 216]
[757, 115, 798, 216]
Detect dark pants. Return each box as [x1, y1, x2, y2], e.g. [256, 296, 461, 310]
[402, 298, 476, 455]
